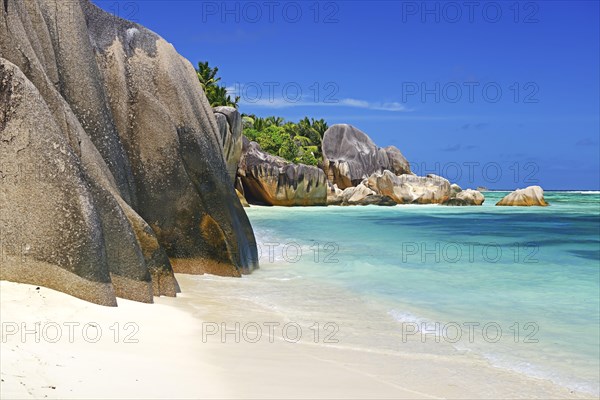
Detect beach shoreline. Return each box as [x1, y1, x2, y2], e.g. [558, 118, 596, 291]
[1, 275, 593, 399]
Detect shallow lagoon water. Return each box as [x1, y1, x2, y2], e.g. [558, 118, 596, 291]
[244, 192, 600, 395]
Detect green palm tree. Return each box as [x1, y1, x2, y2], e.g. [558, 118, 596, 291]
[196, 61, 220, 89]
[293, 135, 313, 147]
[265, 116, 285, 127]
[196, 61, 239, 108]
[311, 118, 328, 139]
[253, 117, 267, 132]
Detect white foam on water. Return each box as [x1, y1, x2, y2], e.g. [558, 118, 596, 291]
[387, 309, 428, 325]
[481, 351, 600, 396]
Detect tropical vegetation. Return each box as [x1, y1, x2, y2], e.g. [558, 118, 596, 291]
[197, 61, 329, 166]
[242, 115, 328, 166]
[196, 61, 239, 108]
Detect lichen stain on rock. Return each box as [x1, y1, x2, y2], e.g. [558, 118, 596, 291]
[200, 214, 229, 259]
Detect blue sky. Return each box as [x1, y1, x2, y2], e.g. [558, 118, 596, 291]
[94, 1, 599, 189]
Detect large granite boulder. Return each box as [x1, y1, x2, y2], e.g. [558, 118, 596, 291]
[341, 184, 396, 206]
[238, 138, 327, 206]
[496, 186, 549, 206]
[234, 176, 250, 207]
[213, 106, 243, 185]
[327, 182, 344, 205]
[441, 198, 471, 206]
[442, 189, 485, 206]
[236, 189, 250, 207]
[384, 146, 411, 176]
[456, 189, 485, 205]
[450, 184, 462, 197]
[322, 124, 411, 189]
[365, 171, 452, 204]
[0, 0, 258, 305]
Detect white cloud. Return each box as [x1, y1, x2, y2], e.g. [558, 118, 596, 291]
[224, 84, 411, 111]
[231, 94, 411, 112]
[338, 98, 370, 108]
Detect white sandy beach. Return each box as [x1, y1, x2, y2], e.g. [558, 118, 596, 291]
[0, 275, 592, 400]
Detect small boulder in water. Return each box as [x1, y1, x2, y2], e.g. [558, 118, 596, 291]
[365, 170, 452, 204]
[341, 184, 396, 206]
[442, 198, 470, 206]
[455, 189, 485, 205]
[496, 186, 549, 206]
[450, 184, 462, 197]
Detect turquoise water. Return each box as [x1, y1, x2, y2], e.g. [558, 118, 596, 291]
[245, 192, 600, 395]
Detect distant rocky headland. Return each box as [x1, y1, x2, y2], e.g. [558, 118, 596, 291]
[234, 122, 546, 208]
[0, 0, 548, 306]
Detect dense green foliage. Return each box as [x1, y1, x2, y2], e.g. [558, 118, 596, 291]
[196, 61, 239, 108]
[242, 116, 328, 166]
[198, 61, 329, 166]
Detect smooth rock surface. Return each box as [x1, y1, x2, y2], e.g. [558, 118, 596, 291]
[238, 138, 327, 206]
[384, 146, 411, 176]
[441, 198, 471, 206]
[496, 186, 549, 206]
[341, 184, 396, 206]
[236, 189, 250, 207]
[456, 189, 485, 205]
[365, 171, 452, 204]
[322, 124, 411, 189]
[327, 182, 344, 205]
[450, 184, 463, 196]
[214, 106, 243, 185]
[0, 0, 258, 305]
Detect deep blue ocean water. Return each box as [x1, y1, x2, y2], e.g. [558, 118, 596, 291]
[244, 192, 600, 395]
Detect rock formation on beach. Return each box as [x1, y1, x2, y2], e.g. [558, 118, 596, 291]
[236, 121, 428, 207]
[327, 182, 344, 205]
[340, 183, 396, 206]
[496, 186, 549, 206]
[237, 138, 327, 206]
[0, 0, 258, 306]
[364, 171, 452, 204]
[441, 198, 471, 206]
[383, 145, 412, 177]
[235, 121, 494, 208]
[456, 189, 485, 206]
[322, 124, 411, 189]
[450, 184, 462, 197]
[213, 106, 243, 185]
[442, 188, 485, 206]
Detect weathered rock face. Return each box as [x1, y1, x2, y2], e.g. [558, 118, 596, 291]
[384, 146, 411, 176]
[0, 0, 258, 305]
[322, 124, 411, 189]
[213, 106, 243, 185]
[236, 189, 250, 207]
[443, 189, 485, 206]
[450, 184, 462, 197]
[327, 182, 344, 205]
[341, 184, 396, 206]
[442, 198, 471, 206]
[456, 189, 485, 205]
[365, 171, 451, 204]
[496, 186, 549, 206]
[238, 138, 327, 206]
